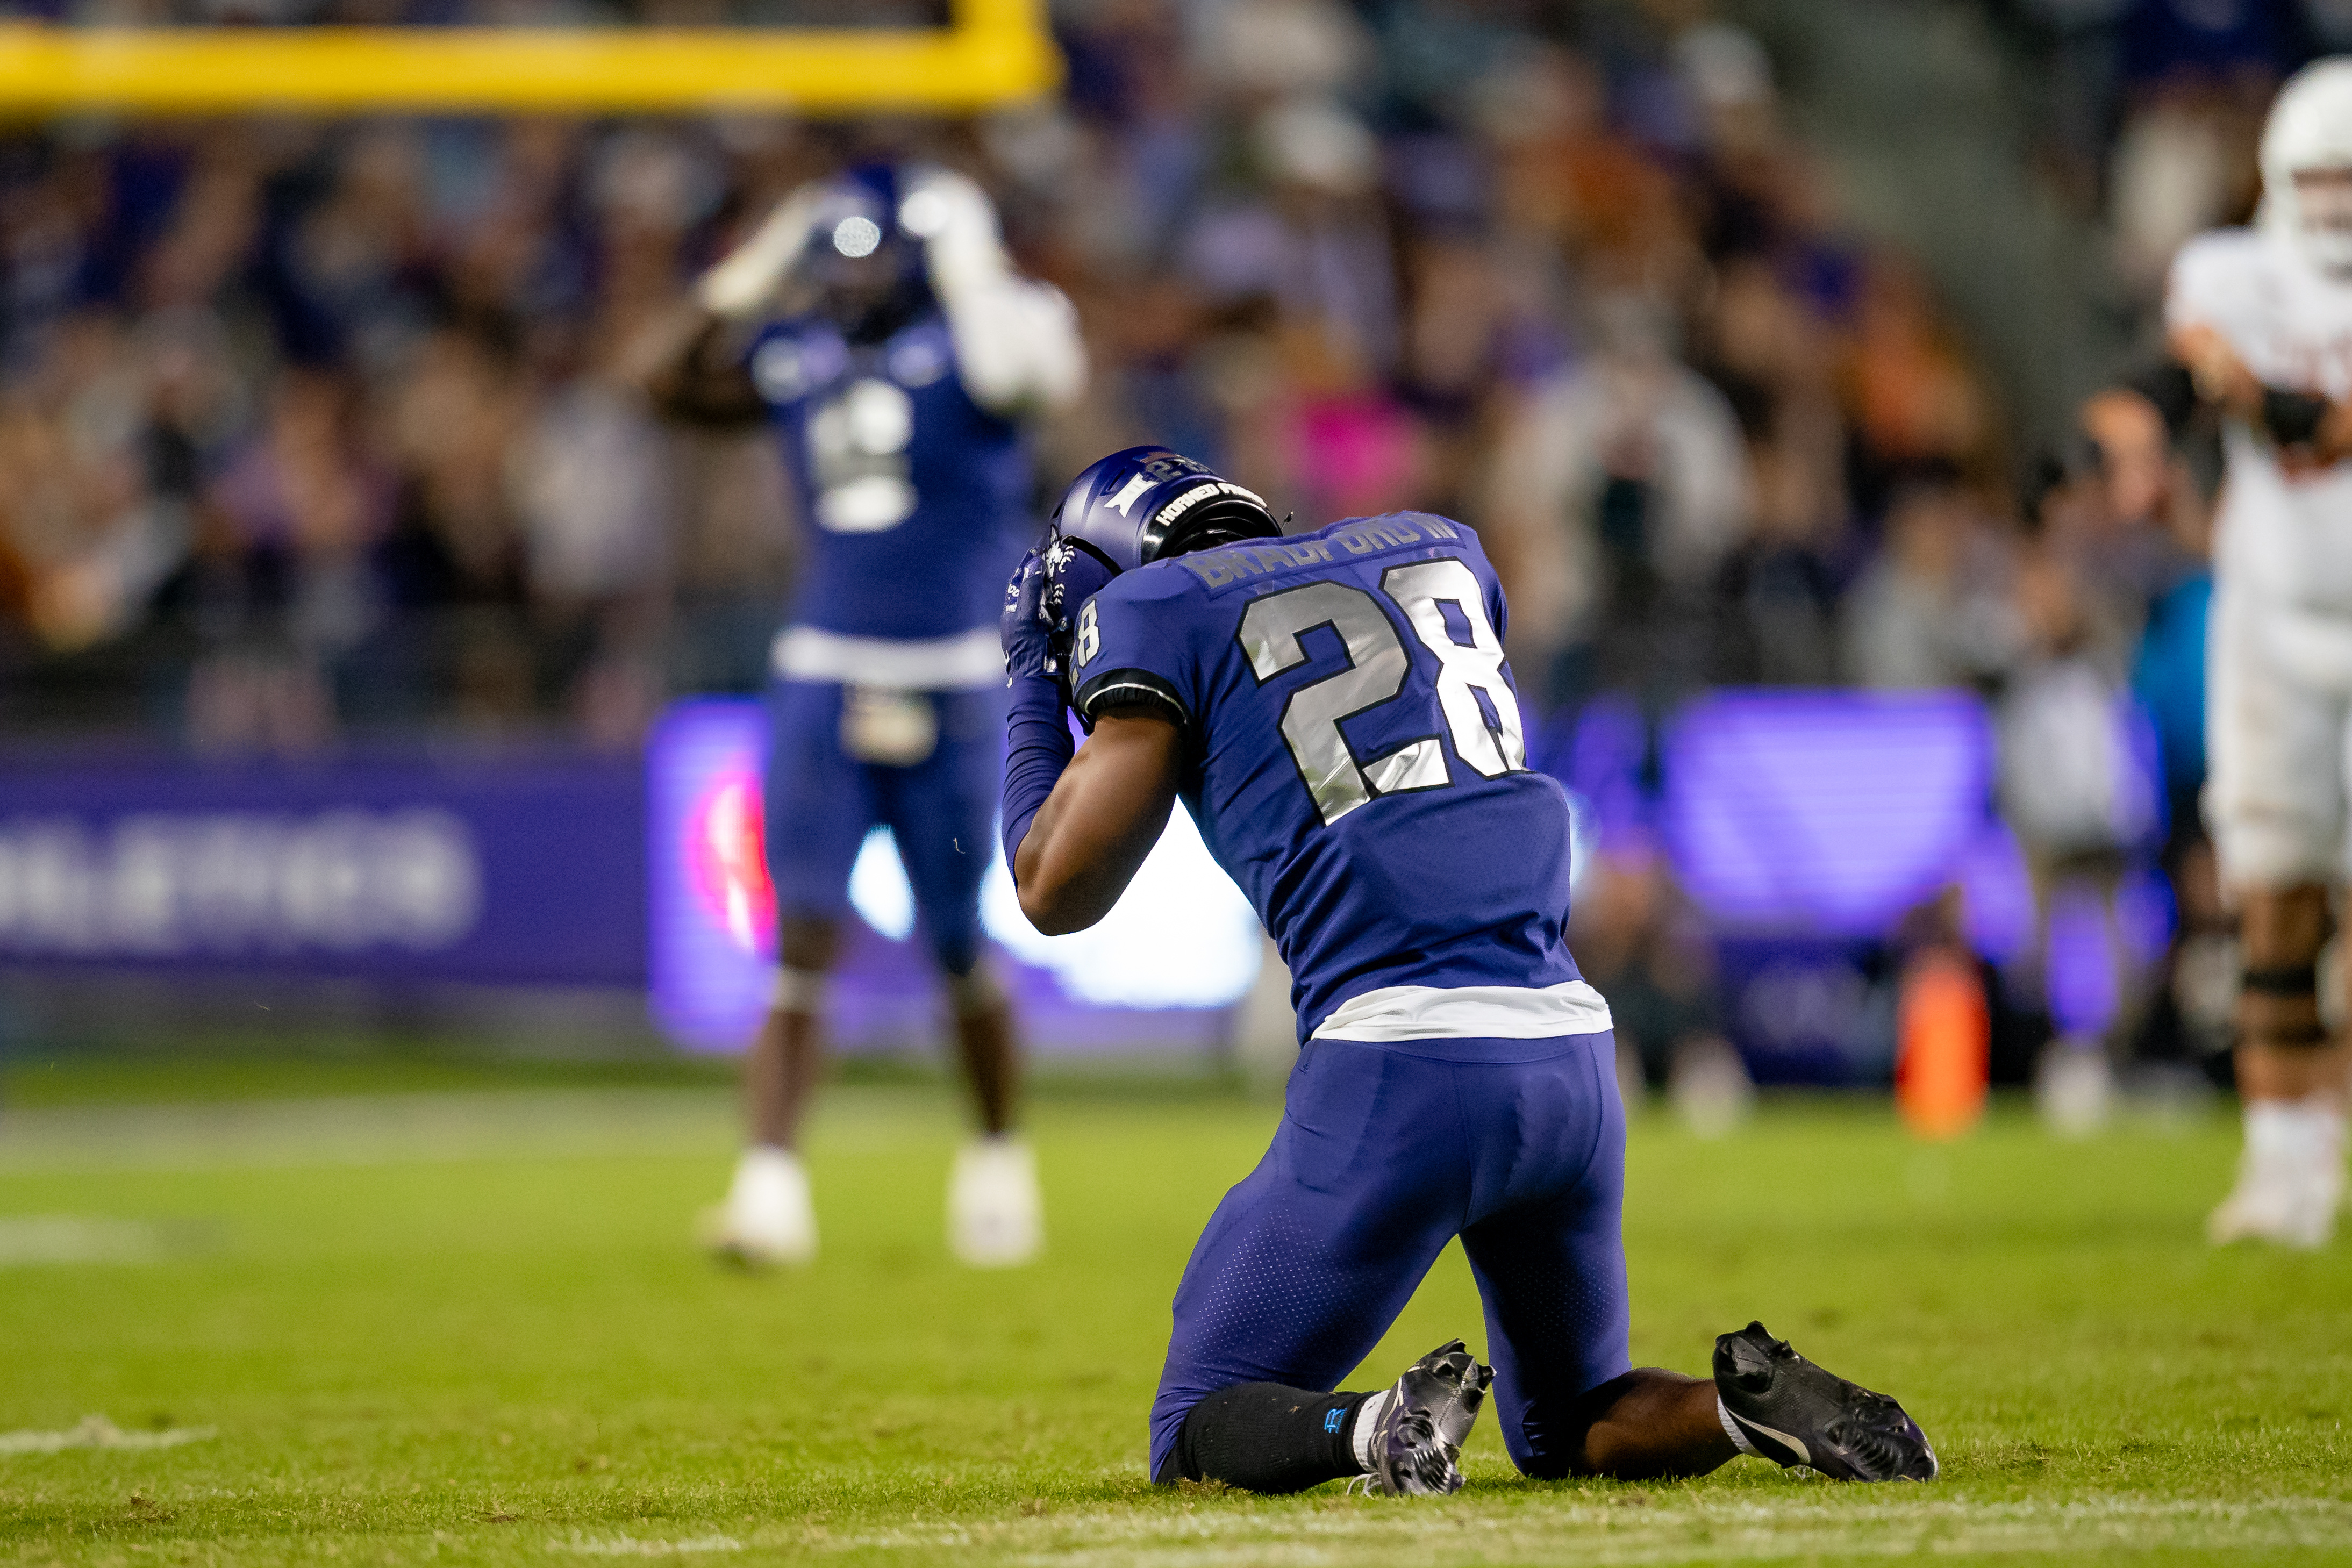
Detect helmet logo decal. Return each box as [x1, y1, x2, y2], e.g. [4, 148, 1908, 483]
[1105, 473, 1155, 516]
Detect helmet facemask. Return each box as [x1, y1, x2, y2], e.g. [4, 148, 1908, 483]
[2293, 167, 2352, 276]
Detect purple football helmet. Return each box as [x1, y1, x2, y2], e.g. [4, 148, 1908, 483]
[801, 163, 928, 342]
[1050, 446, 1281, 574]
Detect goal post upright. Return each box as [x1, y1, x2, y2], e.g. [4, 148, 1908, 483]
[0, 0, 1057, 114]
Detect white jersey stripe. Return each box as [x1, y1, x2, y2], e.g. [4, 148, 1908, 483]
[770, 625, 1004, 691]
[1311, 979, 1614, 1043]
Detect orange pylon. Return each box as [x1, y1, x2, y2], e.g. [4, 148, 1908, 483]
[1896, 949, 1989, 1140]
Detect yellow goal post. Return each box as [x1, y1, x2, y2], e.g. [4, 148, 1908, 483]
[0, 0, 1057, 114]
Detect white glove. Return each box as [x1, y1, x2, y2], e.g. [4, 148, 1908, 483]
[696, 185, 823, 321]
[896, 164, 1084, 415]
[897, 164, 1012, 306]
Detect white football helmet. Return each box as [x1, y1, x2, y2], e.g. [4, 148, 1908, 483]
[2262, 57, 2352, 276]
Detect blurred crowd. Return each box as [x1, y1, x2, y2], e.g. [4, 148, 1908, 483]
[0, 0, 2287, 751]
[0, 0, 2325, 1083]
[2005, 0, 2352, 304]
[0, 0, 2150, 752]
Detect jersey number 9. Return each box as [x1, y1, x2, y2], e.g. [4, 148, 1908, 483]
[810, 378, 918, 533]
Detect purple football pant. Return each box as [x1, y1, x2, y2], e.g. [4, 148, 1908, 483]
[1149, 1029, 1631, 1480]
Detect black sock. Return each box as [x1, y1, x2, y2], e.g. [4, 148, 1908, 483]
[1164, 1383, 1370, 1493]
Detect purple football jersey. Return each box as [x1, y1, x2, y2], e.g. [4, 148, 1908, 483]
[1070, 512, 1582, 1040]
[748, 307, 1033, 642]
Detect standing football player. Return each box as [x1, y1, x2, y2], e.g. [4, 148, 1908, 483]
[998, 446, 1936, 1492]
[2169, 60, 2352, 1248]
[647, 162, 1083, 1267]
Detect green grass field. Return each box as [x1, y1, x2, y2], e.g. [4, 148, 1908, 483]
[3, 1056, 2352, 1566]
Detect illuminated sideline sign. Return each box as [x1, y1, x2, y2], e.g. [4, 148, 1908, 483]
[0, 0, 1054, 114]
[646, 698, 1263, 1055]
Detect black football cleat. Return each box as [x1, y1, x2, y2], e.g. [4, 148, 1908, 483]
[1713, 1321, 1938, 1482]
[1363, 1340, 1495, 1496]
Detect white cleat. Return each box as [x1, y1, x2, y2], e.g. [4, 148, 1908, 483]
[1670, 1036, 1754, 1139]
[698, 1146, 818, 1267]
[2035, 1040, 2112, 1138]
[949, 1136, 1042, 1268]
[2207, 1150, 2340, 1249]
[2210, 1100, 2347, 1249]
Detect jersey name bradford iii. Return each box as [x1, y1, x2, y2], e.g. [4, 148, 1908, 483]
[1070, 512, 1596, 1041]
[750, 306, 1031, 646]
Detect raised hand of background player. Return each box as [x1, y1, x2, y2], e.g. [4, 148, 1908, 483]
[897, 166, 1011, 303]
[696, 185, 823, 321]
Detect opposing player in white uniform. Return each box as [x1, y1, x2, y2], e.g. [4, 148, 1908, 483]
[2168, 59, 2352, 1247]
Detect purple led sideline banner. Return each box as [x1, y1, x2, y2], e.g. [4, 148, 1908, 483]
[0, 751, 643, 986]
[1655, 689, 2168, 957]
[1648, 689, 2171, 1079]
[0, 690, 2171, 1079]
[646, 699, 1263, 1056]
[1661, 690, 1998, 936]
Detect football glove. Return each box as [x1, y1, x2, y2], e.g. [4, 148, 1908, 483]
[1049, 533, 1119, 649]
[2261, 384, 2333, 450]
[1002, 548, 1057, 687]
[1001, 540, 1116, 699]
[897, 165, 1011, 304]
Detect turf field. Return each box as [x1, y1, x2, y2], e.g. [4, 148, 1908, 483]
[4, 1057, 2352, 1566]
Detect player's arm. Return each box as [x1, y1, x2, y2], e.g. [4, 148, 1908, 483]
[627, 186, 825, 426]
[903, 166, 1086, 416]
[2168, 320, 2265, 418]
[632, 306, 766, 426]
[1012, 710, 1183, 935]
[2167, 246, 2352, 466]
[998, 544, 1182, 934]
[2173, 320, 2352, 466]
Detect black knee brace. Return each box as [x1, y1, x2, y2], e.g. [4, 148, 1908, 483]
[2243, 963, 2320, 998]
[2243, 963, 2328, 1045]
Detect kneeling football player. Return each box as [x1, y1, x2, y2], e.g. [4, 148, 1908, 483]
[998, 447, 1938, 1494]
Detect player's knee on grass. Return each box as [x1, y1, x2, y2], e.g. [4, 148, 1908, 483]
[1164, 1384, 1370, 1494]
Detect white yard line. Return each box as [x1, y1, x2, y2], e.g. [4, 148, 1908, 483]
[553, 1535, 747, 1557]
[792, 1493, 2352, 1566]
[0, 1214, 169, 1265]
[0, 1415, 215, 1455]
[0, 1089, 737, 1173]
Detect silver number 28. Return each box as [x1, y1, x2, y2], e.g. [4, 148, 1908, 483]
[1236, 559, 1526, 827]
